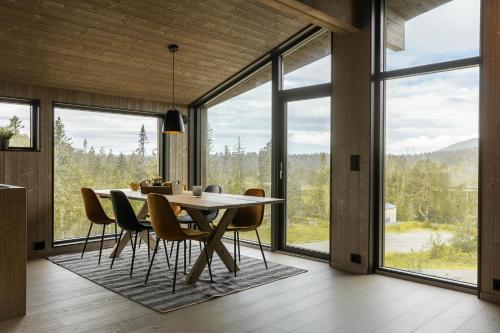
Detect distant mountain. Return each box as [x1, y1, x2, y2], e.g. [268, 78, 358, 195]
[438, 138, 478, 152]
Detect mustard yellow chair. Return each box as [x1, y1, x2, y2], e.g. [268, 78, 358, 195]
[145, 193, 213, 293]
[226, 188, 267, 276]
[80, 187, 117, 264]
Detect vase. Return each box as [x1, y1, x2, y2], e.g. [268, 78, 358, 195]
[0, 139, 9, 151]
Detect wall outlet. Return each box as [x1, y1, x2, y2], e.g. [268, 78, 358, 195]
[351, 253, 362, 264]
[33, 241, 45, 251]
[493, 279, 500, 291]
[350, 154, 360, 171]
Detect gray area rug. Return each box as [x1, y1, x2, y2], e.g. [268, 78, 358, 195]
[47, 242, 306, 313]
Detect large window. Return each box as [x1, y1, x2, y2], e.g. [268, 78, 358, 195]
[0, 98, 38, 150]
[381, 0, 480, 285]
[54, 106, 160, 241]
[201, 65, 272, 245]
[197, 28, 331, 257]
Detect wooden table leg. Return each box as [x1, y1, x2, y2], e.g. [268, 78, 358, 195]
[108, 202, 154, 258]
[184, 208, 238, 285]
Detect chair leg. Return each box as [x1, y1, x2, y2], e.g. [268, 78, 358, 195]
[189, 239, 192, 265]
[163, 239, 171, 269]
[203, 239, 213, 282]
[183, 240, 187, 275]
[138, 237, 142, 249]
[173, 241, 180, 294]
[110, 229, 123, 269]
[114, 222, 117, 243]
[98, 224, 106, 265]
[234, 230, 237, 277]
[81, 223, 93, 259]
[237, 231, 241, 263]
[147, 229, 151, 262]
[130, 231, 138, 277]
[145, 236, 160, 284]
[170, 241, 174, 259]
[255, 229, 268, 269]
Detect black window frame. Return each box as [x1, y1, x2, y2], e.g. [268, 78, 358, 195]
[52, 102, 168, 246]
[0, 96, 40, 152]
[189, 25, 332, 259]
[372, 0, 483, 290]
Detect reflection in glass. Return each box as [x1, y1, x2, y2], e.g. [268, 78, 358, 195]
[203, 66, 272, 245]
[283, 31, 331, 89]
[0, 101, 32, 147]
[286, 97, 330, 253]
[385, 0, 480, 70]
[383, 67, 479, 284]
[53, 108, 159, 241]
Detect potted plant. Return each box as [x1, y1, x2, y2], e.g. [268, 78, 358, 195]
[0, 127, 14, 151]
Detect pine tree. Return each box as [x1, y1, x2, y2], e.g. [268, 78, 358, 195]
[83, 138, 88, 153]
[7, 115, 24, 135]
[54, 116, 72, 146]
[136, 124, 148, 156]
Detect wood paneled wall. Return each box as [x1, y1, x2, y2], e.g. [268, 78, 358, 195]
[480, 0, 500, 302]
[0, 80, 188, 258]
[330, 7, 372, 273]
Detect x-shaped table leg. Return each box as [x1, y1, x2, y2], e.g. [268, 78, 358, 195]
[184, 207, 239, 284]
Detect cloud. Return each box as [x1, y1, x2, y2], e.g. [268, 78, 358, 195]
[55, 108, 159, 155]
[386, 0, 480, 69]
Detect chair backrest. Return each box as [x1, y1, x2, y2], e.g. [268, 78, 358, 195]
[232, 188, 265, 228]
[110, 190, 141, 231]
[81, 187, 110, 224]
[147, 193, 188, 241]
[204, 185, 222, 194]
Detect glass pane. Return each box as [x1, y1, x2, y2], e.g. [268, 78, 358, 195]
[283, 31, 331, 89]
[0, 101, 32, 147]
[385, 0, 480, 70]
[202, 65, 272, 245]
[286, 97, 330, 253]
[54, 108, 159, 241]
[383, 67, 479, 284]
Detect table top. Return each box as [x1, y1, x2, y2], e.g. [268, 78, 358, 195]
[95, 189, 284, 210]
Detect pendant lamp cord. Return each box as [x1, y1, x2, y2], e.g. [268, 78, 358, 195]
[172, 48, 175, 109]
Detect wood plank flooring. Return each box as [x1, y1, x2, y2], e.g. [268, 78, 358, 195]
[0, 246, 498, 333]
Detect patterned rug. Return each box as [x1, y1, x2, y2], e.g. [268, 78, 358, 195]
[47, 242, 306, 313]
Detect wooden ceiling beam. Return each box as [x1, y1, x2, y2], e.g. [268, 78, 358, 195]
[256, 0, 360, 33]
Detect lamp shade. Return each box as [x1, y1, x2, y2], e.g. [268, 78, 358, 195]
[162, 109, 185, 134]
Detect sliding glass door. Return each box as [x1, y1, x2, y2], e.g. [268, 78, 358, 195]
[285, 97, 330, 254]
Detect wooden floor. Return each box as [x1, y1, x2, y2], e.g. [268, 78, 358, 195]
[1, 245, 499, 333]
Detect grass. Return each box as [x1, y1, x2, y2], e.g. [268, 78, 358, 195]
[225, 220, 329, 245]
[385, 221, 454, 234]
[385, 249, 477, 270]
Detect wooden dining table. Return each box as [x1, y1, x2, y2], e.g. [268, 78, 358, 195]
[94, 189, 283, 285]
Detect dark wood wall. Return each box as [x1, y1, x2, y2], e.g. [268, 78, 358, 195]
[480, 0, 500, 303]
[0, 80, 187, 258]
[330, 7, 372, 273]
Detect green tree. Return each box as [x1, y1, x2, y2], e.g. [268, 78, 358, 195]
[7, 115, 24, 135]
[136, 124, 148, 156]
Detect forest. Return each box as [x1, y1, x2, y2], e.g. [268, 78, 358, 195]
[11, 112, 479, 280]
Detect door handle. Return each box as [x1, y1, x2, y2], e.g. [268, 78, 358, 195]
[279, 161, 283, 180]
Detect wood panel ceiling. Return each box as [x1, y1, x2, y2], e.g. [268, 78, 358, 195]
[0, 0, 307, 105]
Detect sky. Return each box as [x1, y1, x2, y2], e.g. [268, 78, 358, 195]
[0, 102, 31, 135]
[0, 0, 481, 157]
[54, 108, 158, 155]
[209, 0, 480, 156]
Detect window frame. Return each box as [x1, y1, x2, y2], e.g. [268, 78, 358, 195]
[373, 0, 483, 289]
[0, 96, 40, 152]
[189, 26, 333, 257]
[51, 102, 167, 246]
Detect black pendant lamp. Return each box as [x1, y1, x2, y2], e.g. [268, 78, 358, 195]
[162, 44, 185, 134]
